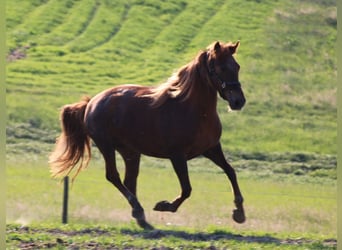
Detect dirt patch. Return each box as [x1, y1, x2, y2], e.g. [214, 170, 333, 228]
[7, 46, 30, 62]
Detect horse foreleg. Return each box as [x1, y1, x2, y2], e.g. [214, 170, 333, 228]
[154, 155, 192, 213]
[203, 143, 246, 223]
[100, 147, 153, 229]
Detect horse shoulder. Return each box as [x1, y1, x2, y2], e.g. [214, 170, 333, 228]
[190, 112, 222, 155]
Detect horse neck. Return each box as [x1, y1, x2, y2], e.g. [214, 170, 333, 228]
[188, 80, 218, 114]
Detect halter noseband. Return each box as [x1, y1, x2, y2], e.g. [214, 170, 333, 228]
[208, 60, 241, 90]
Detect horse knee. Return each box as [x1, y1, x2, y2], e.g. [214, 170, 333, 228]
[225, 167, 237, 181]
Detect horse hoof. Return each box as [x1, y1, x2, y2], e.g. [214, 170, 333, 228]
[137, 219, 154, 230]
[153, 200, 175, 212]
[232, 209, 246, 223]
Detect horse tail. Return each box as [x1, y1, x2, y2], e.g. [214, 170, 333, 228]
[49, 96, 91, 181]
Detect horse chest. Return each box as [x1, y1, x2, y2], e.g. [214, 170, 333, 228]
[182, 112, 221, 157]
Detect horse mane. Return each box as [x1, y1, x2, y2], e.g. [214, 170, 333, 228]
[143, 49, 210, 108]
[140, 41, 238, 108]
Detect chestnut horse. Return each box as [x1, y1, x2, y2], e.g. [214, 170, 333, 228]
[50, 41, 246, 229]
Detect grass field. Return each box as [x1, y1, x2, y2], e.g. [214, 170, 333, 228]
[6, 0, 337, 248]
[6, 156, 337, 249]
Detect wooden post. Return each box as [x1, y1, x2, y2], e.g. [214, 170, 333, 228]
[62, 176, 69, 224]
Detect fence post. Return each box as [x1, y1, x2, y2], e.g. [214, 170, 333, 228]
[62, 176, 69, 224]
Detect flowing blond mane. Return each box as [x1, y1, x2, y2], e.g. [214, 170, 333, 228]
[143, 50, 209, 108]
[143, 41, 238, 108]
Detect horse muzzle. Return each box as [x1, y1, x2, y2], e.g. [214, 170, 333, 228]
[223, 89, 246, 111]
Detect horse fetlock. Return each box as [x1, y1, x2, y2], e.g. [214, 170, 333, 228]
[131, 208, 154, 230]
[132, 207, 145, 220]
[234, 196, 244, 207]
[136, 218, 154, 230]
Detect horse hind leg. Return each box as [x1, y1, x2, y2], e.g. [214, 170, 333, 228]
[118, 148, 146, 222]
[98, 144, 153, 229]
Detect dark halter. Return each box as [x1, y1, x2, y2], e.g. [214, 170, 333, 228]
[207, 60, 241, 90]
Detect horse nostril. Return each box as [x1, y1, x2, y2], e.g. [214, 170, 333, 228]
[239, 97, 246, 106]
[233, 98, 245, 110]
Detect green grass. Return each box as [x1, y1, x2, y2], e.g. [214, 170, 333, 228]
[6, 223, 337, 249]
[6, 157, 336, 249]
[7, 155, 336, 232]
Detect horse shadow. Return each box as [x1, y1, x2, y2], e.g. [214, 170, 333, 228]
[120, 227, 282, 245]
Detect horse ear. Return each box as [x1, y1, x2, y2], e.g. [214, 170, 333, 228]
[229, 41, 240, 54]
[214, 41, 221, 53]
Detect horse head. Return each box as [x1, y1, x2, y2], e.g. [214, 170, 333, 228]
[205, 41, 246, 110]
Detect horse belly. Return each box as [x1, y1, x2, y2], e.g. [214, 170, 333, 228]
[116, 117, 190, 158]
[121, 115, 221, 160]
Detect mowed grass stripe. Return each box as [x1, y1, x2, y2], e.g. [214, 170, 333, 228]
[66, 1, 128, 53]
[38, 0, 98, 46]
[184, 0, 277, 54]
[6, 1, 47, 31]
[88, 0, 189, 58]
[89, 0, 229, 83]
[8, 0, 77, 46]
[143, 0, 227, 55]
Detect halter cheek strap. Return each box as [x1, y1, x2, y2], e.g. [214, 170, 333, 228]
[208, 60, 241, 89]
[219, 80, 241, 89]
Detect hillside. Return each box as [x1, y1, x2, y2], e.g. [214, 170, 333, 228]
[6, 0, 337, 159]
